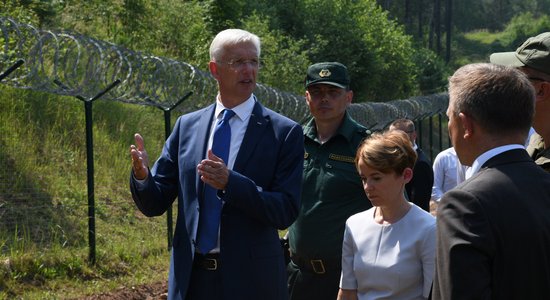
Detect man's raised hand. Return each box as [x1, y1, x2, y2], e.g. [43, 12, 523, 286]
[130, 133, 149, 180]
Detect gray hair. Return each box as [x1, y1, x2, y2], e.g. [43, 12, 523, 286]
[448, 63, 535, 136]
[209, 29, 261, 61]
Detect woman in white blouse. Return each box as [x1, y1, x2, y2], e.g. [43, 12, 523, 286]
[337, 130, 436, 300]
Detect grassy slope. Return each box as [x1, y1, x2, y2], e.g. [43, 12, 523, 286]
[0, 86, 173, 299]
[450, 30, 509, 68]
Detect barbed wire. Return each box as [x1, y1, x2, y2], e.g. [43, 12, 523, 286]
[0, 16, 448, 129]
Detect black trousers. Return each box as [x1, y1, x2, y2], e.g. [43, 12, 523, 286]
[287, 260, 341, 300]
[186, 254, 222, 300]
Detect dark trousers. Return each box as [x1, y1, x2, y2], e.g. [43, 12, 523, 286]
[186, 254, 222, 300]
[287, 260, 341, 300]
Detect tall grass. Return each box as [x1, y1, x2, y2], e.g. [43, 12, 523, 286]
[0, 86, 177, 298]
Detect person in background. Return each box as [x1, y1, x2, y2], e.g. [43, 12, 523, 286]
[286, 62, 371, 300]
[389, 119, 434, 212]
[490, 32, 550, 172]
[525, 126, 536, 148]
[430, 146, 466, 216]
[432, 63, 550, 299]
[430, 147, 467, 213]
[338, 130, 436, 300]
[129, 29, 304, 300]
[431, 147, 465, 202]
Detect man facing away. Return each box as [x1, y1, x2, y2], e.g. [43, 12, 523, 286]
[286, 62, 371, 300]
[129, 29, 304, 300]
[490, 32, 550, 172]
[389, 118, 434, 212]
[431, 63, 550, 299]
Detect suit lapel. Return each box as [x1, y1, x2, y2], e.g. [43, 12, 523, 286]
[195, 105, 216, 197]
[233, 102, 269, 173]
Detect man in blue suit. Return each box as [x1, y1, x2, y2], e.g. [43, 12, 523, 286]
[129, 29, 304, 300]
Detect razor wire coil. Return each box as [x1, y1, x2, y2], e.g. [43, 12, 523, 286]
[1, 16, 448, 130]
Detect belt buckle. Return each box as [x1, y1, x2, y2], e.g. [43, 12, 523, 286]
[205, 258, 218, 271]
[310, 259, 325, 274]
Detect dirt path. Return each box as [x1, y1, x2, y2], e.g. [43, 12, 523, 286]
[75, 281, 168, 300]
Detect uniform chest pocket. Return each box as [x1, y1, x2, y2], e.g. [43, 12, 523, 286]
[326, 154, 356, 171]
[325, 154, 359, 180]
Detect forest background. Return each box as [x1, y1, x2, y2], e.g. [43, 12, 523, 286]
[1, 0, 550, 298]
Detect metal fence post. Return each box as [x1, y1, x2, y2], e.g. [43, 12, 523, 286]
[54, 79, 121, 264]
[153, 91, 193, 250]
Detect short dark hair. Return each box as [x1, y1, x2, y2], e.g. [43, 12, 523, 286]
[389, 118, 415, 133]
[448, 63, 535, 136]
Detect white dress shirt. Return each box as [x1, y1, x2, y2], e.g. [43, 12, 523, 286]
[431, 147, 466, 201]
[207, 94, 255, 169]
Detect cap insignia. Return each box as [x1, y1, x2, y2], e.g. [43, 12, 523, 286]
[319, 69, 331, 77]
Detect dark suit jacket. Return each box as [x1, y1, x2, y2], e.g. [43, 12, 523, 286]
[130, 101, 304, 300]
[406, 148, 434, 211]
[432, 149, 550, 299]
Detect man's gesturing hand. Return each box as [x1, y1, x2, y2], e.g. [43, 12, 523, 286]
[130, 133, 149, 180]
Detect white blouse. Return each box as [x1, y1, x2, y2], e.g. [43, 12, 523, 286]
[340, 204, 436, 300]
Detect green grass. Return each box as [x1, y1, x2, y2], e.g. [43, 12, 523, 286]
[0, 86, 173, 298]
[449, 29, 506, 68]
[463, 29, 502, 45]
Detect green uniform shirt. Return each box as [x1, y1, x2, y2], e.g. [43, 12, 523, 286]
[288, 113, 371, 259]
[527, 133, 550, 172]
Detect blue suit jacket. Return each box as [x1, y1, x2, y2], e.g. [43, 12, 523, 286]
[130, 101, 304, 300]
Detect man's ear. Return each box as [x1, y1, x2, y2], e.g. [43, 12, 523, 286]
[305, 90, 312, 105]
[346, 90, 353, 106]
[459, 112, 474, 139]
[209, 61, 219, 80]
[537, 81, 550, 102]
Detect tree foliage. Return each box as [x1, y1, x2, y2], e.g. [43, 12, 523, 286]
[379, 0, 550, 34]
[1, 0, 452, 102]
[497, 12, 550, 49]
[242, 14, 311, 95]
[208, 0, 436, 101]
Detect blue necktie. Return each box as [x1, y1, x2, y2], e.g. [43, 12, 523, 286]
[197, 109, 235, 254]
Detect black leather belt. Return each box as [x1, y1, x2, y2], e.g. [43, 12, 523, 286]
[194, 253, 220, 271]
[290, 253, 340, 275]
